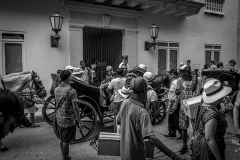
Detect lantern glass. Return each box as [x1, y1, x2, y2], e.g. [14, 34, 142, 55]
[50, 12, 64, 31]
[149, 24, 159, 39]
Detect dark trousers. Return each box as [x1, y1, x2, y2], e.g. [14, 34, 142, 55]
[168, 105, 182, 136]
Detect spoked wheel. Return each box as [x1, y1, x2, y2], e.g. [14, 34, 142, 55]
[150, 101, 167, 125]
[70, 99, 97, 144]
[42, 95, 56, 126]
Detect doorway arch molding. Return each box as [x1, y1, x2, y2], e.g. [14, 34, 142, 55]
[69, 23, 138, 68]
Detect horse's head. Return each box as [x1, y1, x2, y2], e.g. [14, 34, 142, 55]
[31, 71, 47, 98]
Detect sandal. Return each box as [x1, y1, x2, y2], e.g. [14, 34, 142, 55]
[0, 146, 9, 151]
[31, 124, 40, 128]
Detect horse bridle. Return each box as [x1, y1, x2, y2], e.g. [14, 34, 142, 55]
[18, 72, 46, 105]
[31, 72, 46, 95]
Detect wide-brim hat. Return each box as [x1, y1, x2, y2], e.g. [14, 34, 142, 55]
[133, 66, 146, 74]
[202, 79, 232, 104]
[138, 64, 147, 72]
[118, 86, 130, 98]
[143, 72, 154, 82]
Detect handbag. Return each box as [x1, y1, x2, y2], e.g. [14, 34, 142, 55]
[52, 88, 72, 139]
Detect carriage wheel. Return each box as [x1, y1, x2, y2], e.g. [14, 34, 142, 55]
[70, 99, 97, 144]
[151, 101, 167, 125]
[42, 95, 56, 126]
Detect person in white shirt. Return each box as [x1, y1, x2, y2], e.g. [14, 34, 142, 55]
[143, 72, 158, 124]
[119, 54, 130, 71]
[164, 69, 182, 139]
[107, 68, 126, 132]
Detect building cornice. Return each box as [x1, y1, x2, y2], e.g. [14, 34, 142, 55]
[69, 23, 85, 31]
[63, 1, 145, 19]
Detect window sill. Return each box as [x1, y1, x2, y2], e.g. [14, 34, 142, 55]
[204, 10, 224, 17]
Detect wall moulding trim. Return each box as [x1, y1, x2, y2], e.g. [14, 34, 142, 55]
[64, 1, 145, 19]
[123, 29, 138, 35]
[69, 23, 85, 31]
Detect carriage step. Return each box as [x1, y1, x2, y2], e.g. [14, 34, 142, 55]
[103, 112, 114, 118]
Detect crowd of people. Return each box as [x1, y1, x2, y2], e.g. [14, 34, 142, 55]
[1, 54, 240, 160]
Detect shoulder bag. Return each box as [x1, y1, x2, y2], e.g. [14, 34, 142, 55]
[52, 88, 72, 139]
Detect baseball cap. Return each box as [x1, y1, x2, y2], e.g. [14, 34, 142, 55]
[130, 77, 147, 93]
[167, 69, 178, 76]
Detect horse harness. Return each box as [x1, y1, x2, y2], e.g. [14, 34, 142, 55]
[0, 71, 46, 106]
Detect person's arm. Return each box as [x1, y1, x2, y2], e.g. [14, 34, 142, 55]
[71, 90, 83, 129]
[106, 80, 114, 100]
[72, 101, 82, 129]
[205, 119, 222, 160]
[148, 135, 183, 160]
[233, 105, 240, 137]
[140, 111, 183, 160]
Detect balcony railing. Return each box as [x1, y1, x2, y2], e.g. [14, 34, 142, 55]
[205, 0, 224, 16]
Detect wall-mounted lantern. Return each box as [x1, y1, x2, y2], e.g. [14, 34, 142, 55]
[145, 24, 159, 51]
[49, 12, 64, 47]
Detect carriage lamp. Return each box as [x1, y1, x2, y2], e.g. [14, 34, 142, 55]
[145, 24, 159, 51]
[50, 12, 64, 47]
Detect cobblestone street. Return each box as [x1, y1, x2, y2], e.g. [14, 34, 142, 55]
[1, 106, 240, 160]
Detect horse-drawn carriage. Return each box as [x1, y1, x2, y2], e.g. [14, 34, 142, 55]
[42, 73, 169, 144]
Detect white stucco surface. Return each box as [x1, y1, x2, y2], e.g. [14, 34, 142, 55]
[0, 0, 239, 93]
[137, 0, 238, 74]
[0, 0, 70, 94]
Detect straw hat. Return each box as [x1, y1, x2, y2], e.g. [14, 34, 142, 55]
[118, 86, 130, 98]
[202, 79, 232, 104]
[143, 72, 154, 82]
[138, 64, 147, 72]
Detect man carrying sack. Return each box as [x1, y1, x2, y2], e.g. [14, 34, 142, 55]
[54, 70, 82, 160]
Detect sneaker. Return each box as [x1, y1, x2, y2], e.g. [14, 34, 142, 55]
[179, 145, 188, 155]
[164, 134, 176, 138]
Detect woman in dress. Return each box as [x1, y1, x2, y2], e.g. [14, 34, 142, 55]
[177, 65, 198, 154]
[191, 79, 230, 160]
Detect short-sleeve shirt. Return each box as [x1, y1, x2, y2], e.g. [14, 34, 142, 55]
[55, 84, 78, 128]
[145, 85, 158, 109]
[234, 91, 240, 107]
[119, 62, 130, 71]
[73, 67, 90, 84]
[168, 79, 177, 99]
[117, 98, 155, 160]
[108, 77, 126, 102]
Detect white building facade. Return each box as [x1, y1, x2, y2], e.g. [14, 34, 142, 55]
[0, 0, 238, 94]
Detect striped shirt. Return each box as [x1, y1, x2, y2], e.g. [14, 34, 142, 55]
[55, 84, 78, 128]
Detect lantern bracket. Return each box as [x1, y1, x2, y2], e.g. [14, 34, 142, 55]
[145, 40, 157, 51]
[51, 30, 61, 47]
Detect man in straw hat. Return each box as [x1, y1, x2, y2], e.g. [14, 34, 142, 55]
[117, 77, 184, 160]
[143, 72, 158, 124]
[191, 79, 231, 160]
